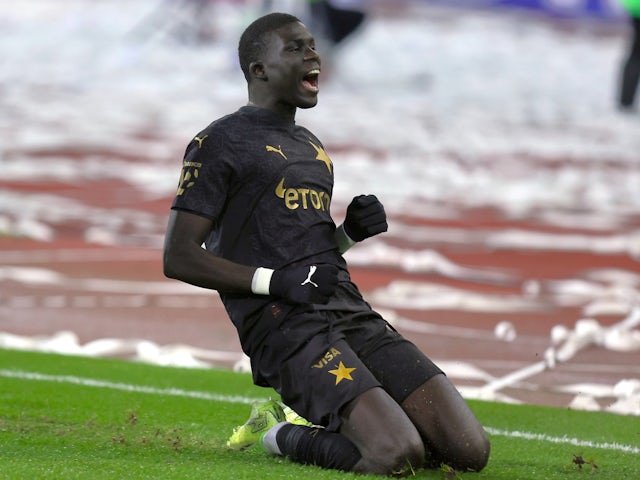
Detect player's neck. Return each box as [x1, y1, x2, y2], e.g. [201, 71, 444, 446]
[246, 99, 296, 124]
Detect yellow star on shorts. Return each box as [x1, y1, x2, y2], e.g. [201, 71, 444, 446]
[328, 361, 356, 385]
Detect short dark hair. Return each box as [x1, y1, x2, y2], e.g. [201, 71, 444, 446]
[238, 12, 301, 82]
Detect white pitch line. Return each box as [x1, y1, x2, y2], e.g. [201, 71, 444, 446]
[0, 369, 260, 405]
[485, 427, 640, 455]
[2, 369, 638, 455]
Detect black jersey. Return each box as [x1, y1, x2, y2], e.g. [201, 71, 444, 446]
[172, 106, 354, 352]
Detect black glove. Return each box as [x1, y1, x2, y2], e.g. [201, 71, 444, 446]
[270, 264, 339, 304]
[343, 194, 388, 242]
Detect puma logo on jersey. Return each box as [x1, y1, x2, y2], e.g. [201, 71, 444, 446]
[266, 145, 287, 159]
[194, 135, 208, 148]
[275, 178, 331, 211]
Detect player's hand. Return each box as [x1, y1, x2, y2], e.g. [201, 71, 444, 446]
[270, 264, 339, 304]
[343, 194, 388, 242]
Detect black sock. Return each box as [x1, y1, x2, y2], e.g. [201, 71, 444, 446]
[276, 424, 361, 472]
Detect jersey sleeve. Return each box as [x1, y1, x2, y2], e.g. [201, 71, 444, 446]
[170, 128, 233, 221]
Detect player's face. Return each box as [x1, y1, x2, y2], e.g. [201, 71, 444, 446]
[261, 22, 322, 110]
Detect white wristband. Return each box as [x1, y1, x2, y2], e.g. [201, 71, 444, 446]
[251, 267, 274, 295]
[335, 223, 357, 254]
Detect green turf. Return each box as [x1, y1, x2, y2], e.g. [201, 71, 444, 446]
[1, 349, 638, 479]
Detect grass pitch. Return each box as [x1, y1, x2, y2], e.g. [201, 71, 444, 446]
[1, 349, 638, 479]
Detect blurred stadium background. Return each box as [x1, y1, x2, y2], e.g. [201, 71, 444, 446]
[1, 0, 639, 415]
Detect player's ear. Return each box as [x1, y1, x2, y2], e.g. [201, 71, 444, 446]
[250, 61, 267, 81]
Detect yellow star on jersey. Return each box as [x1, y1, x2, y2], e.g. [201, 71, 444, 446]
[309, 140, 332, 174]
[328, 362, 356, 385]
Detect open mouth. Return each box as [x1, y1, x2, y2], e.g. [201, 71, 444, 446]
[302, 69, 320, 93]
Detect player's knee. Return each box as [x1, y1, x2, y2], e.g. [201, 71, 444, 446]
[450, 428, 491, 472]
[467, 430, 491, 471]
[360, 429, 425, 475]
[393, 436, 426, 475]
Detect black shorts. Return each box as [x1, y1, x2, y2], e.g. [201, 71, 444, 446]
[251, 308, 443, 432]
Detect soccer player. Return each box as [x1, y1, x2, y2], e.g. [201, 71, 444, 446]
[163, 12, 490, 476]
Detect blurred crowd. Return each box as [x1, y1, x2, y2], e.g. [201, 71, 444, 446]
[131, 0, 639, 112]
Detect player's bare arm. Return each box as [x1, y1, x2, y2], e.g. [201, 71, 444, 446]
[163, 209, 256, 293]
[164, 209, 339, 304]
